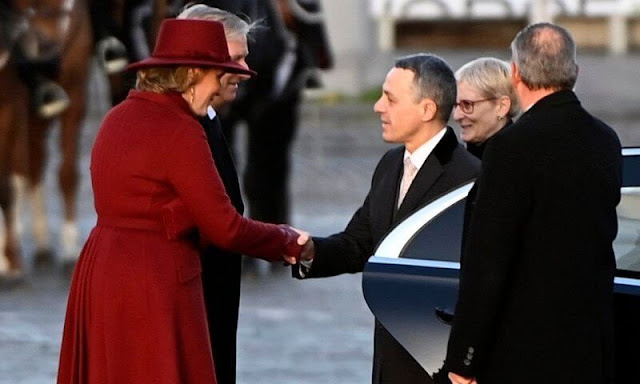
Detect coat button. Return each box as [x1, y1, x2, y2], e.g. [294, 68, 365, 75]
[464, 359, 471, 366]
[468, 347, 475, 353]
[466, 353, 473, 360]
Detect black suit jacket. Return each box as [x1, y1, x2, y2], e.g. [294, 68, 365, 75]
[301, 127, 480, 383]
[199, 115, 244, 384]
[443, 90, 622, 384]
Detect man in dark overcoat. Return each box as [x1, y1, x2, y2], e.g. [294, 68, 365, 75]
[441, 23, 622, 384]
[176, 5, 255, 384]
[294, 54, 480, 384]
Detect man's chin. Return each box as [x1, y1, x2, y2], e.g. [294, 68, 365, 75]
[224, 91, 238, 103]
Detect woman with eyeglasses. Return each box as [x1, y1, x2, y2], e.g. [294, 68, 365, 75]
[454, 57, 520, 159]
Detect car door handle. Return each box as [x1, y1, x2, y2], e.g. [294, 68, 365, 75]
[435, 307, 454, 325]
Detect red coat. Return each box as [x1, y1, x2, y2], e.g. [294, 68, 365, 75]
[57, 90, 298, 384]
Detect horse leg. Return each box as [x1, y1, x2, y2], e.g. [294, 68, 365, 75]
[56, 89, 86, 265]
[57, 13, 92, 267]
[0, 188, 22, 277]
[0, 178, 23, 276]
[0, 69, 27, 279]
[27, 117, 54, 266]
[0, 158, 21, 278]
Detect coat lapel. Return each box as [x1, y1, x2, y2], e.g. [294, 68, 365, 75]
[396, 155, 443, 220]
[376, 148, 404, 231]
[395, 127, 458, 221]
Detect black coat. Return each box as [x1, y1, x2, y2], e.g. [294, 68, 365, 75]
[443, 90, 622, 383]
[459, 120, 512, 266]
[303, 127, 480, 384]
[199, 115, 244, 384]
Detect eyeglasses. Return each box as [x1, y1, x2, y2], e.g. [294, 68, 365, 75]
[454, 98, 497, 114]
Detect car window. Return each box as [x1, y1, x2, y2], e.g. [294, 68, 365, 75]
[622, 153, 640, 187]
[617, 150, 640, 278]
[399, 199, 465, 262]
[615, 187, 640, 277]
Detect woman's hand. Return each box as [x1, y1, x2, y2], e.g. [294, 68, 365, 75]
[280, 225, 310, 264]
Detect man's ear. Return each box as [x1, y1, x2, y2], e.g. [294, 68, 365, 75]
[510, 62, 521, 86]
[420, 98, 438, 122]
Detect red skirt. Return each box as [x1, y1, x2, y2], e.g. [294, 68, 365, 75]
[57, 225, 217, 384]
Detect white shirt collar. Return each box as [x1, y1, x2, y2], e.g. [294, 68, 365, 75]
[404, 128, 447, 170]
[206, 105, 217, 120]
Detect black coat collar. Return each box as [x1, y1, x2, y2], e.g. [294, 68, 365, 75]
[523, 89, 579, 118]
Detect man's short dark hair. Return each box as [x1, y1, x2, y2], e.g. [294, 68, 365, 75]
[394, 53, 457, 123]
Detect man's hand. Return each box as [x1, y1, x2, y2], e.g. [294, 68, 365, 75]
[448, 372, 477, 384]
[300, 237, 315, 264]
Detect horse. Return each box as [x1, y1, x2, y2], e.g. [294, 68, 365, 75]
[0, 7, 29, 280]
[0, 0, 93, 278]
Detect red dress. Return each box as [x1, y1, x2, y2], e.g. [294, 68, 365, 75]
[57, 90, 298, 384]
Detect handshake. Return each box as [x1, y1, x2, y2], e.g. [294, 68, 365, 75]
[280, 225, 315, 266]
[161, 198, 315, 267]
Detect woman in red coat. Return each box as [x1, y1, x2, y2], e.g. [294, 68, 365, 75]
[57, 19, 305, 384]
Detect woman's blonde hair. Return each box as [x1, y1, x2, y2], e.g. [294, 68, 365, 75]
[135, 66, 204, 93]
[455, 57, 520, 118]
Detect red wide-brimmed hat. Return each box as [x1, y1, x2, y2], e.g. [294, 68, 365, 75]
[126, 18, 256, 76]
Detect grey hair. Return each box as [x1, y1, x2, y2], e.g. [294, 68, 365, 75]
[510, 22, 578, 90]
[394, 53, 457, 123]
[177, 3, 256, 42]
[456, 57, 520, 118]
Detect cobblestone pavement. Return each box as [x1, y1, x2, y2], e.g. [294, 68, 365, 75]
[1, 50, 640, 384]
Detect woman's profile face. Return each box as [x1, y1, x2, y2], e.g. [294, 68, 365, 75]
[188, 68, 224, 116]
[453, 81, 504, 145]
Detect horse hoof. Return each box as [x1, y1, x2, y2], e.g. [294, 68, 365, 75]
[33, 248, 55, 269]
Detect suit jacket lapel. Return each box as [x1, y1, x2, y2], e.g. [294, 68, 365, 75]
[395, 127, 458, 221]
[396, 154, 443, 220]
[376, 148, 404, 231]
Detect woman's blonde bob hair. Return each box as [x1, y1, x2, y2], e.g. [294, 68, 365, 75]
[455, 57, 520, 118]
[135, 66, 209, 93]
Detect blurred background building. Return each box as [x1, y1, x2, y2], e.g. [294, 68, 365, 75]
[321, 0, 640, 95]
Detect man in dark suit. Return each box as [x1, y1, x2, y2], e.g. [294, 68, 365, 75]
[177, 5, 255, 384]
[294, 54, 480, 384]
[441, 23, 622, 384]
[199, 0, 333, 235]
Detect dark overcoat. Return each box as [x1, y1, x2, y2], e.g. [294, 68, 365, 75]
[444, 90, 622, 383]
[199, 115, 244, 384]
